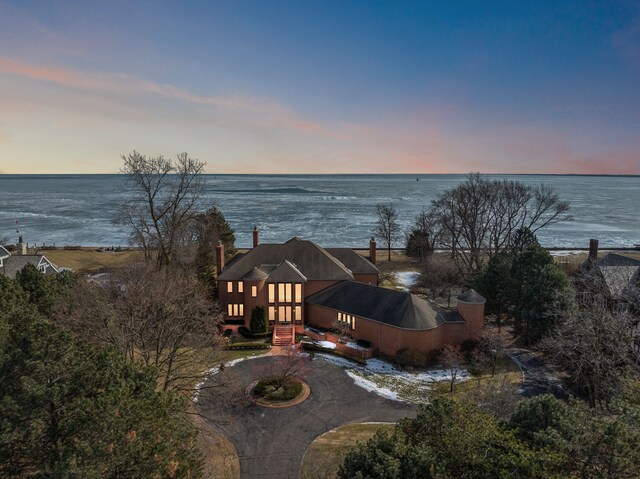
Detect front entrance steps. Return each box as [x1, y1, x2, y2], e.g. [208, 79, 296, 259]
[273, 325, 294, 346]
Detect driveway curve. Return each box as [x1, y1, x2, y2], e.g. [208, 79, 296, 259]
[197, 355, 416, 478]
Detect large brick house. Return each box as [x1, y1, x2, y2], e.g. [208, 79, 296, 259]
[216, 228, 484, 358]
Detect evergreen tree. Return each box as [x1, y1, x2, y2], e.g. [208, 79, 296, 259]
[0, 315, 203, 478]
[509, 229, 573, 343]
[250, 306, 268, 334]
[15, 263, 62, 315]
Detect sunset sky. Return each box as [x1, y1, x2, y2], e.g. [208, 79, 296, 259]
[0, 1, 639, 174]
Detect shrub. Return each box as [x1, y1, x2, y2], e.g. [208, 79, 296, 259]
[223, 329, 232, 337]
[394, 348, 428, 368]
[250, 306, 269, 334]
[253, 376, 303, 401]
[224, 342, 271, 351]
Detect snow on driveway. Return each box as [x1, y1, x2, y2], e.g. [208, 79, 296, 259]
[394, 271, 421, 292]
[315, 354, 469, 403]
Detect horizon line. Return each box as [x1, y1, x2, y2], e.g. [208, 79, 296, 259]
[1, 172, 639, 178]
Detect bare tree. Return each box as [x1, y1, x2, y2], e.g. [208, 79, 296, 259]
[332, 318, 352, 342]
[463, 376, 521, 421]
[53, 264, 224, 395]
[373, 203, 401, 262]
[268, 346, 311, 389]
[118, 151, 208, 268]
[430, 173, 571, 274]
[422, 254, 461, 307]
[479, 329, 509, 378]
[440, 344, 465, 392]
[542, 293, 639, 408]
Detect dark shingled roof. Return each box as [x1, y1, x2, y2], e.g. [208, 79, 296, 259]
[306, 281, 449, 330]
[217, 237, 354, 281]
[597, 253, 640, 267]
[242, 267, 269, 281]
[595, 254, 640, 299]
[457, 289, 486, 304]
[1, 255, 58, 279]
[325, 248, 379, 275]
[265, 260, 307, 283]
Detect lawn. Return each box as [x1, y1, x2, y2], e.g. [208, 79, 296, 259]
[194, 415, 241, 479]
[429, 357, 522, 399]
[43, 248, 144, 273]
[300, 423, 395, 479]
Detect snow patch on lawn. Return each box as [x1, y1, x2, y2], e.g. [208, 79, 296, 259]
[395, 271, 421, 292]
[315, 353, 469, 403]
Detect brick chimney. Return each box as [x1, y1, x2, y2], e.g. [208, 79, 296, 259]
[369, 237, 377, 265]
[216, 240, 225, 273]
[253, 226, 259, 248]
[588, 239, 599, 262]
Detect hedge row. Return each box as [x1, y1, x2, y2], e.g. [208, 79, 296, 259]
[238, 326, 272, 339]
[300, 342, 366, 365]
[224, 342, 271, 351]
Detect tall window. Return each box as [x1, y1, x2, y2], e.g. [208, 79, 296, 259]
[227, 303, 245, 317]
[268, 284, 275, 303]
[227, 282, 233, 293]
[268, 306, 275, 321]
[337, 311, 356, 329]
[238, 282, 244, 293]
[251, 285, 257, 297]
[295, 283, 302, 302]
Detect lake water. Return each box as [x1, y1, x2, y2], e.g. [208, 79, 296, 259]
[0, 174, 638, 248]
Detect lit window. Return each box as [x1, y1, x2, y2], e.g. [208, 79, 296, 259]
[238, 282, 244, 293]
[337, 312, 342, 321]
[285, 306, 292, 321]
[227, 304, 233, 316]
[285, 283, 292, 302]
[351, 317, 356, 329]
[278, 306, 285, 321]
[268, 306, 275, 321]
[251, 285, 257, 297]
[268, 284, 275, 303]
[278, 283, 285, 302]
[295, 283, 302, 302]
[295, 305, 302, 320]
[233, 304, 238, 316]
[239, 304, 244, 316]
[227, 282, 233, 293]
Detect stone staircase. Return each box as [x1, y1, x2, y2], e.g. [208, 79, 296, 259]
[273, 325, 294, 346]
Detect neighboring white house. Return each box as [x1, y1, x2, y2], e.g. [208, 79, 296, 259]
[0, 240, 59, 279]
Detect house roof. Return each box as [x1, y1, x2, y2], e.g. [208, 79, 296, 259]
[595, 253, 640, 300]
[0, 245, 10, 259]
[242, 266, 270, 281]
[265, 260, 307, 283]
[306, 281, 449, 330]
[217, 237, 355, 282]
[597, 253, 640, 267]
[457, 289, 486, 304]
[1, 254, 59, 279]
[325, 248, 379, 275]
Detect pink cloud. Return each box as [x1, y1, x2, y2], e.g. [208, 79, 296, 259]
[0, 56, 327, 136]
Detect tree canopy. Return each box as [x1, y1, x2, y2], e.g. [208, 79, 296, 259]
[0, 313, 202, 478]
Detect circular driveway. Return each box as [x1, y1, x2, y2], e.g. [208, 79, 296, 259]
[197, 355, 417, 478]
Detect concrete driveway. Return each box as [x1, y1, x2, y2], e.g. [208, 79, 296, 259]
[197, 355, 416, 478]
